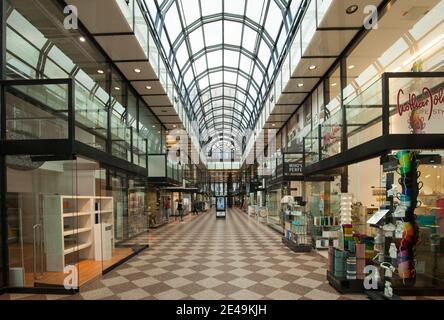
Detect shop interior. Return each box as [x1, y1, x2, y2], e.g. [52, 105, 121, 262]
[6, 156, 148, 288]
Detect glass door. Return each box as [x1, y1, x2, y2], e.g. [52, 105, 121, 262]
[6, 156, 79, 289]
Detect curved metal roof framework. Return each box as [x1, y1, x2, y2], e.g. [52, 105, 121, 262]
[142, 0, 304, 141]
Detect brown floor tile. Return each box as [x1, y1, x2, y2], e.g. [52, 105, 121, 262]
[213, 273, 238, 283]
[281, 283, 313, 296]
[247, 283, 276, 296]
[142, 282, 173, 295]
[212, 283, 242, 295]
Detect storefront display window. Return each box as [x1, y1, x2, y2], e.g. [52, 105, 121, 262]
[5, 155, 149, 289]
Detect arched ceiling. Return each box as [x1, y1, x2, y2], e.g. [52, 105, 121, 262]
[142, 0, 305, 139]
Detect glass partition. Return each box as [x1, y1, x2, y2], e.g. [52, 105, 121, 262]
[4, 82, 70, 140]
[320, 110, 341, 160]
[303, 128, 319, 166]
[345, 78, 383, 149]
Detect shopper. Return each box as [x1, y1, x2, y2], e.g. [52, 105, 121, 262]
[164, 197, 171, 221]
[177, 199, 184, 222]
[192, 200, 199, 215]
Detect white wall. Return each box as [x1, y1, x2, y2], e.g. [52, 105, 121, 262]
[348, 157, 381, 208]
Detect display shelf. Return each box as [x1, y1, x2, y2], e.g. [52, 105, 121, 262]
[43, 195, 114, 272]
[63, 211, 95, 218]
[63, 227, 92, 237]
[64, 242, 92, 255]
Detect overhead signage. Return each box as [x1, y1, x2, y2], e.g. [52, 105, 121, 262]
[284, 163, 303, 175]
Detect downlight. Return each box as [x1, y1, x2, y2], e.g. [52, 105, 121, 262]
[346, 5, 359, 15]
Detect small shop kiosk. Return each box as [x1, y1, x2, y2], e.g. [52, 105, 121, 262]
[216, 196, 226, 219]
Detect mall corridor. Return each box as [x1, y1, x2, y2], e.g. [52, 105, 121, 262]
[0, 209, 360, 300]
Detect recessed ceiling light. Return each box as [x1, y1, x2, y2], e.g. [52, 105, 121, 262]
[79, 36, 86, 42]
[272, 123, 276, 127]
[331, 83, 337, 87]
[298, 83, 304, 87]
[346, 5, 359, 15]
[97, 69, 104, 74]
[309, 65, 317, 70]
[114, 87, 120, 91]
[173, 125, 177, 128]
[146, 85, 152, 90]
[152, 125, 156, 128]
[134, 68, 141, 73]
[348, 65, 355, 70]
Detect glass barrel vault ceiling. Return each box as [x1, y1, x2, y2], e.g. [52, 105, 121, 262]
[141, 0, 305, 141]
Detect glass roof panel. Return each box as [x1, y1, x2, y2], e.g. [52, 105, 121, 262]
[189, 27, 205, 54]
[224, 21, 243, 47]
[246, 0, 265, 24]
[142, 0, 304, 137]
[204, 21, 223, 47]
[201, 0, 222, 16]
[225, 0, 246, 16]
[180, 0, 200, 26]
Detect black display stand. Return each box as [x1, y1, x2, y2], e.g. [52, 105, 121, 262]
[281, 237, 312, 252]
[366, 290, 402, 300]
[327, 271, 364, 294]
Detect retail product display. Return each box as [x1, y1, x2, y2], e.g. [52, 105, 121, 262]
[340, 194, 353, 225]
[43, 196, 114, 272]
[282, 196, 312, 252]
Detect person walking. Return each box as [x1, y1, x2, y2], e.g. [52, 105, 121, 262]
[177, 198, 184, 222]
[192, 199, 199, 215]
[164, 197, 171, 222]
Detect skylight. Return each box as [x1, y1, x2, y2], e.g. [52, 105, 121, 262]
[141, 0, 304, 140]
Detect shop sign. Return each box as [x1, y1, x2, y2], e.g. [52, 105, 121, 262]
[395, 85, 444, 134]
[397, 87, 444, 120]
[285, 163, 303, 175]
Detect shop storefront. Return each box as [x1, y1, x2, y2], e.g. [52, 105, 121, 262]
[0, 1, 166, 292]
[300, 0, 444, 296]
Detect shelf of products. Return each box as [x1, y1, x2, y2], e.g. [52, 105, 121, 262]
[43, 195, 114, 272]
[281, 197, 312, 252]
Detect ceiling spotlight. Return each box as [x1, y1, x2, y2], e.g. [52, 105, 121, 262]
[114, 87, 120, 91]
[346, 5, 359, 15]
[309, 65, 317, 70]
[298, 83, 304, 87]
[152, 125, 156, 128]
[272, 123, 276, 127]
[97, 69, 104, 74]
[134, 68, 141, 73]
[146, 85, 152, 90]
[348, 65, 355, 70]
[158, 131, 161, 134]
[331, 83, 337, 87]
[173, 125, 177, 128]
[79, 36, 86, 42]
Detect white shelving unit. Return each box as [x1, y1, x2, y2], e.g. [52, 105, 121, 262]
[43, 195, 114, 272]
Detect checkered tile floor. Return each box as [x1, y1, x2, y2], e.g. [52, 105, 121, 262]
[1, 208, 440, 300]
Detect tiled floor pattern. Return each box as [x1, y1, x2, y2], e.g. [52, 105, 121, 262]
[1, 208, 441, 300]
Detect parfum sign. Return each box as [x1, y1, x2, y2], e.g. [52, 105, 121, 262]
[397, 86, 444, 120]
